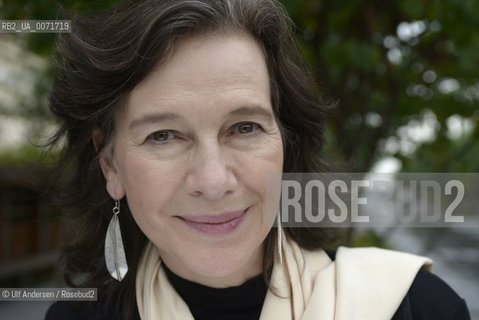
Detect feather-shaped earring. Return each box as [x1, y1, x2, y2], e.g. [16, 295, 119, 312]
[277, 211, 283, 265]
[105, 199, 128, 281]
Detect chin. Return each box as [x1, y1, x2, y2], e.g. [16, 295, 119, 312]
[185, 244, 263, 287]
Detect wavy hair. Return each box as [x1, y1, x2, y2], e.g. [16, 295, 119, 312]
[47, 0, 338, 318]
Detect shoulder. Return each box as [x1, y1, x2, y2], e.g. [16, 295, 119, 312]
[45, 302, 90, 320]
[394, 269, 471, 320]
[322, 246, 470, 319]
[45, 299, 140, 320]
[44, 301, 121, 320]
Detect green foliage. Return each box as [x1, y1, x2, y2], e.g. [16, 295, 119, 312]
[0, 0, 118, 54]
[282, 0, 478, 172]
[0, 144, 58, 166]
[351, 230, 393, 249]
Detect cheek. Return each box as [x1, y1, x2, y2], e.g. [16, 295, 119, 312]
[117, 153, 182, 225]
[239, 132, 283, 177]
[237, 134, 283, 220]
[238, 131, 283, 168]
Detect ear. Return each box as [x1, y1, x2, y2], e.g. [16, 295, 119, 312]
[92, 129, 126, 200]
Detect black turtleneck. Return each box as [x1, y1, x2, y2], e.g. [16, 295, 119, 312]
[162, 263, 268, 320]
[45, 259, 472, 320]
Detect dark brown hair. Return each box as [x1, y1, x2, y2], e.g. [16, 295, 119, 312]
[47, 0, 337, 318]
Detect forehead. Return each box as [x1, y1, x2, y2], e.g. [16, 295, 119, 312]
[121, 31, 271, 117]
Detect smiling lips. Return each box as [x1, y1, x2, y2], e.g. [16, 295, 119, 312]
[178, 208, 249, 236]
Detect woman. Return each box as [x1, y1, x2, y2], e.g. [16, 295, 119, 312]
[45, 0, 470, 319]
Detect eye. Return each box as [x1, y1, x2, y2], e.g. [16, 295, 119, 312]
[232, 122, 261, 135]
[146, 130, 178, 143]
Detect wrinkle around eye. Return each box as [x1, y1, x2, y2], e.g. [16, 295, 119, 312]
[145, 129, 181, 144]
[229, 121, 263, 137]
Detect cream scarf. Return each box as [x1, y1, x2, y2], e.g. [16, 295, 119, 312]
[136, 232, 432, 320]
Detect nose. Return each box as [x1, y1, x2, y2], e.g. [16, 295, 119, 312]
[185, 142, 238, 200]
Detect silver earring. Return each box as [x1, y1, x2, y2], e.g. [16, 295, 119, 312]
[277, 211, 283, 265]
[105, 199, 128, 281]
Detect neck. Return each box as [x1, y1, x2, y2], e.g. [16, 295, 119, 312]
[162, 262, 268, 320]
[159, 244, 264, 288]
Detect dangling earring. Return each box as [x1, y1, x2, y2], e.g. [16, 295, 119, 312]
[277, 211, 283, 265]
[105, 199, 128, 281]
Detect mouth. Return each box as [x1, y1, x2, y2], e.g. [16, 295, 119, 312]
[177, 207, 250, 236]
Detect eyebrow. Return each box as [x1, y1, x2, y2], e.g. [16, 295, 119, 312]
[129, 112, 181, 131]
[229, 105, 274, 121]
[128, 105, 274, 131]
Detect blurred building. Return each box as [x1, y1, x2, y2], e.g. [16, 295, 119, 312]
[0, 166, 62, 287]
[0, 35, 62, 287]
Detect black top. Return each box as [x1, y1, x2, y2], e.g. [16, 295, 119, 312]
[45, 269, 471, 320]
[392, 269, 471, 320]
[162, 263, 267, 320]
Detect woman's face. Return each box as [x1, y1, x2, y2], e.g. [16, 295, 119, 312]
[100, 32, 283, 287]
